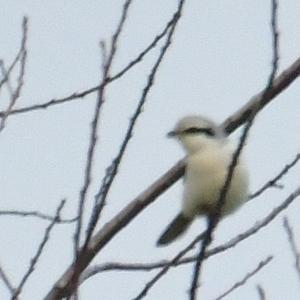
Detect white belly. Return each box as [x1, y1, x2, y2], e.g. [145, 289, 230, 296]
[182, 148, 249, 218]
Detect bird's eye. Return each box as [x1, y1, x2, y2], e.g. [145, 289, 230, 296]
[183, 127, 215, 136]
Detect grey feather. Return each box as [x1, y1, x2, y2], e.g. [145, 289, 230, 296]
[157, 213, 191, 246]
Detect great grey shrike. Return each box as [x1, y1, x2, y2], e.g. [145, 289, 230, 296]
[157, 115, 249, 246]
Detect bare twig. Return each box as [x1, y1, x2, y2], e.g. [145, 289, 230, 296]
[0, 60, 14, 95]
[0, 263, 15, 295]
[215, 256, 273, 300]
[12, 200, 65, 299]
[257, 284, 267, 300]
[109, 7, 182, 83]
[189, 1, 279, 298]
[0, 17, 28, 132]
[74, 0, 133, 255]
[81, 259, 192, 280]
[84, 0, 186, 249]
[132, 232, 204, 300]
[99, 40, 107, 71]
[250, 153, 300, 200]
[0, 210, 76, 223]
[0, 85, 99, 118]
[283, 216, 300, 282]
[0, 41, 24, 92]
[209, 185, 300, 253]
[0, 6, 180, 120]
[70, 3, 134, 299]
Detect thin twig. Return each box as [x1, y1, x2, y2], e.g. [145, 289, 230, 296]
[283, 216, 300, 282]
[190, 111, 253, 299]
[0, 60, 14, 95]
[84, 0, 186, 249]
[0, 263, 15, 295]
[12, 200, 66, 299]
[74, 0, 133, 255]
[256, 284, 266, 300]
[0, 6, 180, 119]
[215, 256, 273, 300]
[0, 85, 99, 118]
[109, 7, 181, 83]
[0, 17, 28, 132]
[99, 40, 107, 72]
[209, 185, 300, 254]
[250, 153, 300, 200]
[0, 41, 24, 91]
[189, 1, 279, 298]
[71, 3, 134, 298]
[0, 210, 77, 223]
[132, 232, 204, 300]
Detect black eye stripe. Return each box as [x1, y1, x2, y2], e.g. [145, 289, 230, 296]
[182, 127, 215, 136]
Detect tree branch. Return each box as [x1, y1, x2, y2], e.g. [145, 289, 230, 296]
[257, 285, 267, 300]
[0, 5, 181, 120]
[0, 209, 76, 223]
[74, 0, 133, 255]
[215, 256, 273, 300]
[12, 200, 65, 299]
[283, 216, 300, 282]
[0, 263, 15, 295]
[250, 153, 300, 200]
[0, 17, 28, 132]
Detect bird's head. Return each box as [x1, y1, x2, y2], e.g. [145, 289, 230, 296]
[167, 115, 225, 154]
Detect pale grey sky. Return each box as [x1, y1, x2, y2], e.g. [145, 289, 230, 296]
[1, 1, 300, 299]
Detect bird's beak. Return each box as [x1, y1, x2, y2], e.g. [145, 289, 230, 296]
[167, 130, 178, 138]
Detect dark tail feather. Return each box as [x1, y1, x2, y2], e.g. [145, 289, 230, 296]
[157, 213, 192, 246]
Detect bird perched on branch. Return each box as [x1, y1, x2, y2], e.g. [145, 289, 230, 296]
[157, 115, 249, 246]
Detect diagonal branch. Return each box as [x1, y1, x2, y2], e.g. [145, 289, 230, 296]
[283, 216, 300, 282]
[250, 152, 300, 200]
[74, 0, 133, 255]
[0, 60, 14, 95]
[0, 16, 26, 92]
[0, 17, 28, 132]
[0, 209, 77, 223]
[215, 256, 273, 300]
[12, 200, 65, 299]
[256, 285, 267, 300]
[0, 263, 15, 295]
[132, 232, 203, 300]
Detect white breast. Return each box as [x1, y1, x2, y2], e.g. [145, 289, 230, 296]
[182, 144, 249, 218]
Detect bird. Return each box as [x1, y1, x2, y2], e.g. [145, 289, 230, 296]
[157, 115, 249, 246]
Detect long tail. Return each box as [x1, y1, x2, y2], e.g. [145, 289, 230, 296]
[157, 213, 192, 246]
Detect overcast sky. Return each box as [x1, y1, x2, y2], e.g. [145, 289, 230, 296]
[1, 1, 300, 299]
